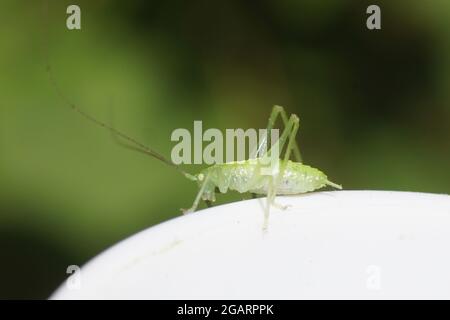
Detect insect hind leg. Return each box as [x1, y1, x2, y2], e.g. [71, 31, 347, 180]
[275, 106, 302, 162]
[262, 114, 299, 230]
[256, 105, 302, 162]
[274, 114, 299, 208]
[263, 179, 277, 231]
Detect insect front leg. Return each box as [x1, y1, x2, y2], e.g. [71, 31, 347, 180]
[181, 173, 212, 214]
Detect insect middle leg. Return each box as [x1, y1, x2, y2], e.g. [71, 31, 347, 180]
[204, 200, 213, 208]
[182, 173, 212, 214]
[204, 187, 221, 208]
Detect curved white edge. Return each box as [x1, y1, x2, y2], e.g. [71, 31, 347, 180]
[50, 190, 450, 300]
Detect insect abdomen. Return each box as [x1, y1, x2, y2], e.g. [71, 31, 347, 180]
[273, 161, 329, 194]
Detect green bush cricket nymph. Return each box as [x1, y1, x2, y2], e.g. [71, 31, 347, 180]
[48, 66, 342, 230]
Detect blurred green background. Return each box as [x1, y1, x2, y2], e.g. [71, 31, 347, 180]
[1, 0, 449, 299]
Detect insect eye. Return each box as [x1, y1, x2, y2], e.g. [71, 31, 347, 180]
[198, 173, 204, 181]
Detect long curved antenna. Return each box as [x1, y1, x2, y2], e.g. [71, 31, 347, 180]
[45, 65, 197, 181]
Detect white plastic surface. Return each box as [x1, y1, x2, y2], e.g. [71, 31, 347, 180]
[51, 191, 450, 299]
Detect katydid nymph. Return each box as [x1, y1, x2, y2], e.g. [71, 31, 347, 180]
[47, 67, 342, 230]
[185, 106, 342, 230]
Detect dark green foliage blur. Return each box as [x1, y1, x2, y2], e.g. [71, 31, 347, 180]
[0, 0, 449, 298]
